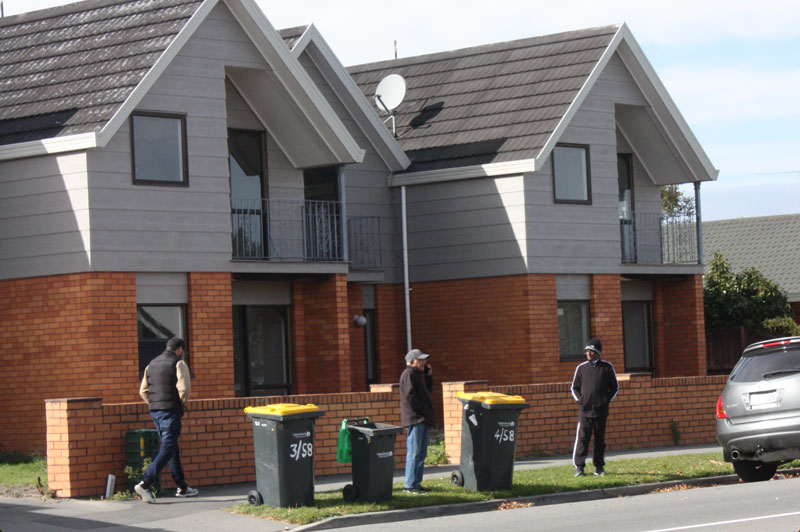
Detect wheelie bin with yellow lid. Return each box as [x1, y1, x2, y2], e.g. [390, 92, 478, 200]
[244, 403, 325, 507]
[450, 392, 529, 491]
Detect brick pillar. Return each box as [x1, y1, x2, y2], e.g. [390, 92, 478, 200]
[654, 275, 707, 377]
[590, 275, 624, 371]
[442, 380, 488, 464]
[188, 272, 235, 398]
[46, 397, 114, 498]
[293, 274, 353, 393]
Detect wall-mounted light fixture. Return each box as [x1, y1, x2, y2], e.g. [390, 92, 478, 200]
[353, 314, 367, 327]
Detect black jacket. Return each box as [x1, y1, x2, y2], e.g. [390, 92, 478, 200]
[146, 350, 183, 412]
[399, 366, 434, 427]
[571, 359, 619, 418]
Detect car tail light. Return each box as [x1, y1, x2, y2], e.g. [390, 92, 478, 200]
[762, 339, 792, 348]
[716, 395, 727, 419]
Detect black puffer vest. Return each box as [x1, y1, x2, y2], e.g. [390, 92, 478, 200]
[146, 350, 182, 412]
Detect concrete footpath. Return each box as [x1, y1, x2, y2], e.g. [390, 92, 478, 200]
[0, 445, 724, 532]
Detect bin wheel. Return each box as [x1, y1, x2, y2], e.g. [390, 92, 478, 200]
[342, 484, 357, 502]
[247, 490, 263, 506]
[451, 470, 464, 487]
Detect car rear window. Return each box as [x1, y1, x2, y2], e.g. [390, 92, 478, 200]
[729, 347, 800, 382]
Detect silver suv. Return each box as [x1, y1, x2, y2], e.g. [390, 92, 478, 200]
[716, 337, 800, 482]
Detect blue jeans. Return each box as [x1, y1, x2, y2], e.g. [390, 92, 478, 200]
[404, 423, 429, 489]
[142, 409, 186, 489]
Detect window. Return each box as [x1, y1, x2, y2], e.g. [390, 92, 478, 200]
[137, 305, 188, 374]
[131, 112, 188, 185]
[553, 144, 591, 203]
[558, 300, 590, 360]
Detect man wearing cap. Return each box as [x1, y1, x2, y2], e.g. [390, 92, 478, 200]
[399, 348, 434, 494]
[570, 338, 619, 477]
[135, 337, 198, 503]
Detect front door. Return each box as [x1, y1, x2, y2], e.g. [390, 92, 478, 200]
[622, 301, 653, 372]
[233, 305, 291, 396]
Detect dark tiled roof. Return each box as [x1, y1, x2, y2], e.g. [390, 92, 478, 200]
[0, 0, 203, 146]
[278, 25, 308, 50]
[703, 214, 800, 299]
[348, 25, 619, 173]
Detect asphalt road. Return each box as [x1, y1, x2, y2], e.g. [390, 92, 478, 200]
[332, 476, 800, 531]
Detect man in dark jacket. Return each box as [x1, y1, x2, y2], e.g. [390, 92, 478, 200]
[135, 337, 198, 503]
[570, 338, 619, 477]
[399, 348, 433, 494]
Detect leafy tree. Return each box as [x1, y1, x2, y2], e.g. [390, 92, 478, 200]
[704, 252, 792, 329]
[661, 184, 695, 217]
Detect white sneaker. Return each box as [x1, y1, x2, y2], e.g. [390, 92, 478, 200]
[176, 486, 198, 498]
[134, 482, 156, 504]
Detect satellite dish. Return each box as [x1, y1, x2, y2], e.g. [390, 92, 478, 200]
[374, 74, 406, 114]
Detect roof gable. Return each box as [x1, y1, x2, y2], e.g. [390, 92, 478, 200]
[349, 24, 717, 184]
[0, 0, 364, 166]
[279, 24, 410, 172]
[0, 0, 203, 147]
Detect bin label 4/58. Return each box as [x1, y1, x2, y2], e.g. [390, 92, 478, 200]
[494, 427, 515, 443]
[290, 441, 313, 461]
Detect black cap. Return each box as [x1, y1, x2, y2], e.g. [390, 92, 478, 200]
[585, 338, 602, 355]
[167, 337, 185, 350]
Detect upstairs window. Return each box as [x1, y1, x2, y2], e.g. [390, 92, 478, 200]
[553, 144, 591, 203]
[131, 112, 188, 185]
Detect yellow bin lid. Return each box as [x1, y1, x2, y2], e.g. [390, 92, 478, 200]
[457, 391, 526, 404]
[244, 403, 320, 416]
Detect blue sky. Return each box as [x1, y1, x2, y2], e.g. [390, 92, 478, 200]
[7, 0, 800, 221]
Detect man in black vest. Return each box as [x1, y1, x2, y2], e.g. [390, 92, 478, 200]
[135, 337, 197, 503]
[570, 338, 619, 477]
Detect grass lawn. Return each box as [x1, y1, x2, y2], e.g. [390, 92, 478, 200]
[229, 452, 758, 525]
[0, 451, 47, 497]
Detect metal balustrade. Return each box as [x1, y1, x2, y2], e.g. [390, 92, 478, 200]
[621, 211, 698, 265]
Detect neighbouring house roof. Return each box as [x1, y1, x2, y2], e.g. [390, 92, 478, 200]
[348, 24, 717, 184]
[703, 214, 800, 301]
[279, 24, 410, 172]
[0, 0, 364, 165]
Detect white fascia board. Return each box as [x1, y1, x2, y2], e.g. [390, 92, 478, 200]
[96, 0, 221, 147]
[534, 24, 626, 171]
[0, 132, 98, 161]
[291, 25, 411, 172]
[615, 24, 719, 181]
[388, 159, 536, 187]
[226, 0, 364, 164]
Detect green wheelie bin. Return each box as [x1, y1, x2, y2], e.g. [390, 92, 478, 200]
[342, 420, 403, 503]
[244, 403, 325, 507]
[450, 392, 530, 491]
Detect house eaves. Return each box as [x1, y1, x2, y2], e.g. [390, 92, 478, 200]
[0, 0, 365, 167]
[286, 24, 410, 173]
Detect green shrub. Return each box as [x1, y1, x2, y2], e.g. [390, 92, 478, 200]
[762, 316, 800, 336]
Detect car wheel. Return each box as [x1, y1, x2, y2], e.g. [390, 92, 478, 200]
[732, 460, 778, 482]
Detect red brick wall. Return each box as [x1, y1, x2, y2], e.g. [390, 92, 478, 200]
[188, 273, 235, 398]
[654, 275, 707, 377]
[292, 274, 353, 393]
[375, 284, 406, 384]
[0, 273, 139, 454]
[590, 275, 624, 372]
[347, 283, 367, 392]
[46, 390, 404, 498]
[443, 375, 726, 464]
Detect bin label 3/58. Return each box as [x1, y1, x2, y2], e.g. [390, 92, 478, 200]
[290, 441, 313, 461]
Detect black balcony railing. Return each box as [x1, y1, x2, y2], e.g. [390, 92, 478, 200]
[231, 198, 381, 268]
[621, 211, 698, 265]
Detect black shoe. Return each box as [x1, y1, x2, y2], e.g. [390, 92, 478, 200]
[594, 467, 606, 476]
[416, 486, 431, 493]
[574, 467, 585, 477]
